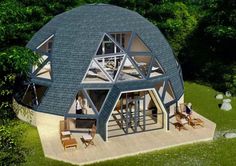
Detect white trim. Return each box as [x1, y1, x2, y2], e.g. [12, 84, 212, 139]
[36, 34, 54, 50]
[105, 88, 168, 141]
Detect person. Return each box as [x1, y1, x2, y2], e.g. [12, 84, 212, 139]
[186, 103, 192, 116]
[76, 96, 83, 114]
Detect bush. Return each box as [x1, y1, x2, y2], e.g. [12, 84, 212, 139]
[0, 121, 27, 165]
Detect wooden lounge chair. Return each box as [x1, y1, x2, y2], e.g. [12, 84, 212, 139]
[188, 116, 204, 128]
[174, 113, 188, 131]
[59, 119, 71, 141]
[82, 124, 96, 148]
[63, 138, 77, 150]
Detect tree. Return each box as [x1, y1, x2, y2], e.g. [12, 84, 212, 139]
[0, 47, 38, 124]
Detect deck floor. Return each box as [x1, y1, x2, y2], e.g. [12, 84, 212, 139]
[37, 111, 216, 165]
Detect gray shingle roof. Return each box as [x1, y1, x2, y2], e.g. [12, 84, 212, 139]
[26, 4, 184, 116]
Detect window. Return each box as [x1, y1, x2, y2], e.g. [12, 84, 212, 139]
[110, 32, 131, 50]
[149, 58, 164, 78]
[86, 89, 109, 112]
[68, 90, 96, 115]
[129, 34, 150, 52]
[36, 35, 54, 54]
[155, 81, 165, 98]
[117, 56, 143, 81]
[17, 83, 48, 108]
[95, 55, 124, 80]
[35, 60, 51, 80]
[82, 60, 111, 83]
[96, 35, 123, 55]
[163, 81, 175, 104]
[131, 55, 152, 77]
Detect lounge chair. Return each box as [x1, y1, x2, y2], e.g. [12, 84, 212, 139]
[82, 124, 96, 148]
[188, 115, 204, 128]
[63, 138, 77, 150]
[174, 113, 188, 131]
[60, 119, 71, 142]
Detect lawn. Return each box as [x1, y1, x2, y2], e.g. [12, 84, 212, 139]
[20, 82, 236, 166]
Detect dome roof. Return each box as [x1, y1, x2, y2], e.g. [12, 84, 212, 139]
[26, 4, 183, 116]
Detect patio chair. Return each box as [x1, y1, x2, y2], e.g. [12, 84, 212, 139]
[60, 119, 71, 142]
[174, 113, 188, 131]
[188, 115, 204, 128]
[82, 124, 96, 148]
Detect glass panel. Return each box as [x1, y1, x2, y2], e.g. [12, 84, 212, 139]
[109, 32, 131, 50]
[35, 85, 48, 104]
[155, 81, 165, 98]
[132, 55, 152, 77]
[20, 84, 48, 108]
[108, 89, 164, 137]
[163, 81, 175, 104]
[149, 58, 164, 78]
[68, 90, 95, 115]
[82, 60, 110, 83]
[86, 89, 109, 112]
[96, 35, 123, 55]
[36, 60, 51, 80]
[95, 55, 124, 80]
[37, 36, 54, 54]
[21, 84, 37, 107]
[129, 34, 150, 52]
[32, 55, 48, 73]
[117, 57, 143, 81]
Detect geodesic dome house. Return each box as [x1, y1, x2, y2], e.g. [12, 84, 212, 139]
[16, 4, 184, 141]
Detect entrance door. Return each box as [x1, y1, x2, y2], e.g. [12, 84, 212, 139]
[108, 89, 165, 138]
[119, 93, 146, 134]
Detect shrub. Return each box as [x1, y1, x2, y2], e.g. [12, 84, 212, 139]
[0, 122, 27, 165]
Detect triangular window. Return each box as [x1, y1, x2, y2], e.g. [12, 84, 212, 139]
[96, 34, 124, 55]
[20, 84, 48, 108]
[36, 35, 54, 54]
[129, 34, 150, 52]
[86, 89, 109, 113]
[68, 90, 96, 115]
[163, 81, 175, 104]
[32, 55, 48, 73]
[35, 60, 52, 80]
[155, 81, 165, 98]
[149, 58, 164, 78]
[117, 56, 143, 81]
[82, 60, 111, 83]
[109, 32, 131, 50]
[95, 55, 124, 80]
[131, 55, 152, 77]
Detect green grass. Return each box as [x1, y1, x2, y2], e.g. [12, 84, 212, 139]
[21, 124, 75, 166]
[19, 81, 236, 166]
[184, 82, 236, 131]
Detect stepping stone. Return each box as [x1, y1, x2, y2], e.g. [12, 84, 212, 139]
[224, 132, 236, 139]
[225, 91, 232, 97]
[221, 102, 232, 111]
[216, 94, 223, 100]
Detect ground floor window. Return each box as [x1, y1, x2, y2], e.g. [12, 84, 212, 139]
[15, 83, 48, 108]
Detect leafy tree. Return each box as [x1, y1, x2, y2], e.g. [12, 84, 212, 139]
[0, 47, 38, 124]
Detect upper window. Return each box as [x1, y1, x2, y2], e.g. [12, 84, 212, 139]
[129, 33, 151, 52]
[32, 35, 54, 80]
[82, 32, 165, 84]
[109, 32, 131, 50]
[96, 35, 124, 55]
[36, 35, 54, 54]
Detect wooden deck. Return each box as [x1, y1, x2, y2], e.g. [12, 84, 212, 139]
[37, 111, 216, 165]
